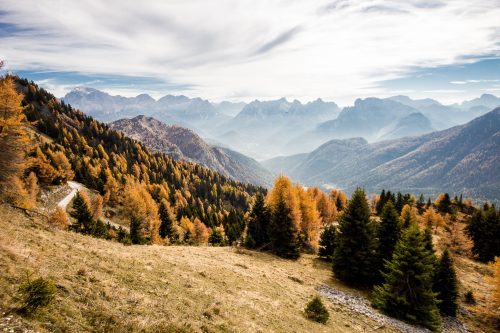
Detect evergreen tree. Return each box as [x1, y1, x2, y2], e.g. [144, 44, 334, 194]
[318, 225, 337, 260]
[376, 189, 386, 215]
[130, 216, 145, 245]
[395, 192, 404, 213]
[245, 193, 270, 249]
[92, 219, 109, 238]
[70, 191, 94, 234]
[375, 201, 401, 279]
[423, 226, 438, 271]
[416, 194, 426, 214]
[270, 197, 300, 259]
[372, 225, 442, 331]
[466, 207, 500, 262]
[333, 188, 377, 287]
[208, 227, 225, 246]
[159, 199, 175, 239]
[436, 193, 452, 214]
[434, 249, 459, 317]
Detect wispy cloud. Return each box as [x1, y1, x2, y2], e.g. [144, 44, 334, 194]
[450, 79, 499, 84]
[0, 0, 499, 103]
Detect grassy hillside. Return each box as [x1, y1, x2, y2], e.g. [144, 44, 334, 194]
[0, 204, 400, 333]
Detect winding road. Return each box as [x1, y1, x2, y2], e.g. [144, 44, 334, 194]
[57, 181, 129, 231]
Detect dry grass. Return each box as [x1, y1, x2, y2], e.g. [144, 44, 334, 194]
[0, 204, 399, 333]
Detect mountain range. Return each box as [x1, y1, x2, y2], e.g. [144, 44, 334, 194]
[263, 108, 500, 202]
[108, 116, 273, 187]
[63, 89, 499, 160]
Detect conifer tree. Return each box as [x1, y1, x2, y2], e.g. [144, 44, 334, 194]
[70, 191, 95, 234]
[245, 193, 270, 249]
[333, 188, 377, 287]
[416, 194, 426, 214]
[271, 197, 300, 259]
[372, 225, 442, 331]
[0, 76, 30, 200]
[318, 225, 337, 260]
[130, 216, 145, 245]
[375, 201, 401, 278]
[208, 226, 226, 246]
[435, 193, 452, 214]
[376, 189, 387, 215]
[159, 199, 175, 239]
[466, 207, 500, 262]
[434, 249, 458, 317]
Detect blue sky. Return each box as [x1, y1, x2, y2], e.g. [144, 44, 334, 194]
[1, 0, 499, 105]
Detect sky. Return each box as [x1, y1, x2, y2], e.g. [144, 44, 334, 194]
[1, 0, 499, 105]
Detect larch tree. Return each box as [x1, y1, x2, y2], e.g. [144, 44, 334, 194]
[0, 76, 30, 201]
[372, 224, 442, 331]
[333, 188, 378, 287]
[296, 185, 322, 252]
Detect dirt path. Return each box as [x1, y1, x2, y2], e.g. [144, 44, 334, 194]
[57, 181, 83, 209]
[317, 284, 471, 333]
[57, 181, 129, 231]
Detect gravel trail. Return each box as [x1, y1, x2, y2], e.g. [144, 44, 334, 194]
[317, 284, 471, 333]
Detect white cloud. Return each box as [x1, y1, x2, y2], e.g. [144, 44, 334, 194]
[450, 79, 499, 84]
[1, 0, 499, 104]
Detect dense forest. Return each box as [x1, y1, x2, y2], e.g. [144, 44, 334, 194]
[2, 75, 264, 245]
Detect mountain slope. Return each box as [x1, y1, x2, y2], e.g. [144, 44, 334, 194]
[16, 76, 262, 229]
[264, 108, 500, 201]
[109, 116, 273, 186]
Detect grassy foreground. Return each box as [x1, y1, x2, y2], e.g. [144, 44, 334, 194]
[0, 204, 398, 333]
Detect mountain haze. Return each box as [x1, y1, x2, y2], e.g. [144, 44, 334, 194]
[264, 108, 500, 202]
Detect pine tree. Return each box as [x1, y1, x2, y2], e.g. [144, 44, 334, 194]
[159, 199, 175, 239]
[333, 188, 377, 287]
[466, 207, 500, 262]
[130, 216, 145, 245]
[434, 249, 458, 317]
[376, 189, 387, 215]
[318, 225, 337, 260]
[375, 201, 401, 279]
[372, 225, 442, 331]
[416, 194, 426, 214]
[208, 226, 226, 246]
[435, 193, 452, 214]
[70, 191, 95, 234]
[245, 193, 270, 249]
[270, 197, 300, 259]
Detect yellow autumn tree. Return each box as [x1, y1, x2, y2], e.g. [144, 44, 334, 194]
[179, 216, 195, 243]
[193, 218, 210, 245]
[296, 185, 322, 252]
[487, 257, 500, 318]
[25, 172, 39, 207]
[0, 76, 30, 201]
[400, 204, 418, 228]
[49, 206, 70, 230]
[308, 187, 337, 224]
[421, 207, 444, 230]
[123, 181, 161, 244]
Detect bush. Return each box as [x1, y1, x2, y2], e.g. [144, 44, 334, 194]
[304, 296, 329, 324]
[464, 290, 476, 305]
[17, 275, 56, 313]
